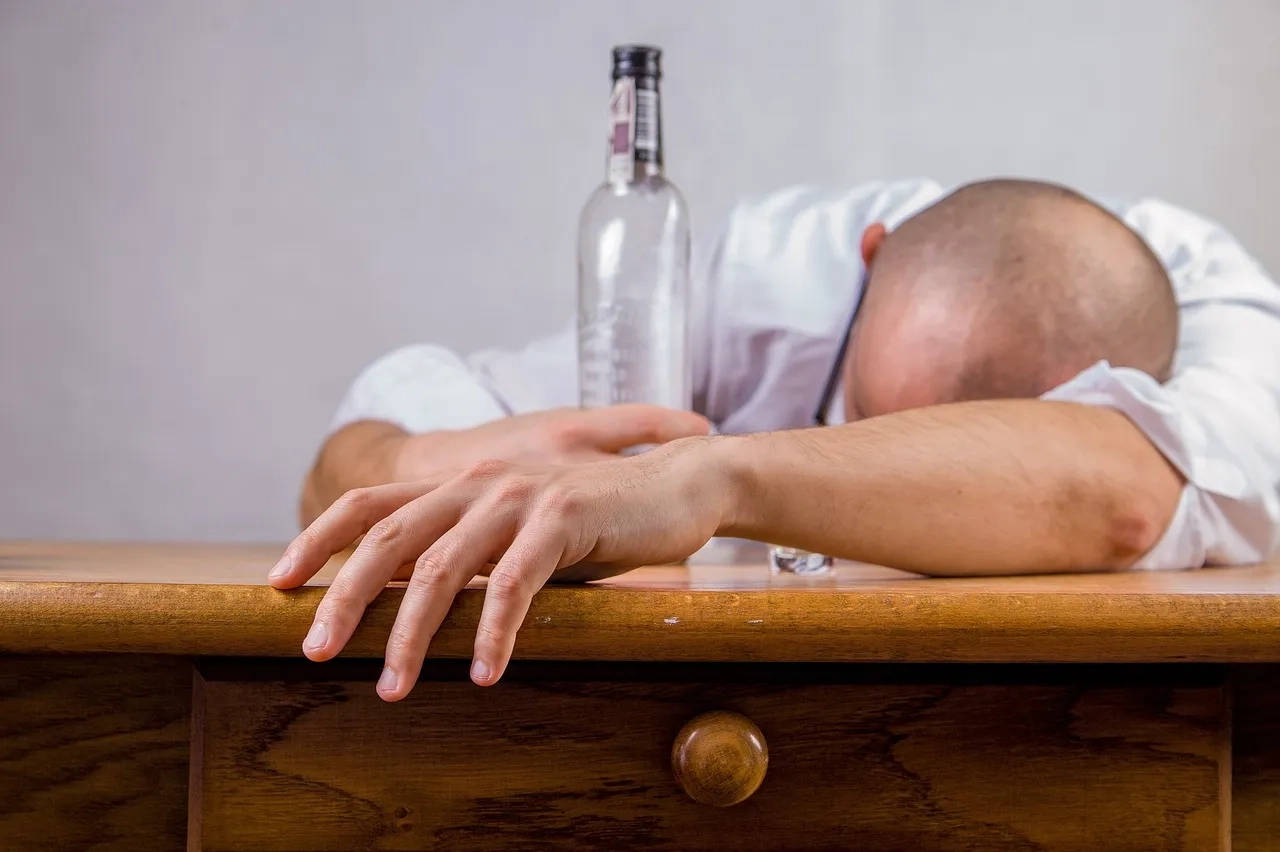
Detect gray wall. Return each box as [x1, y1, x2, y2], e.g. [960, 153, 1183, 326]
[2, 0, 1277, 542]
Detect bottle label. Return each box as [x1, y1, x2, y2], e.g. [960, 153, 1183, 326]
[634, 88, 658, 155]
[608, 77, 636, 183]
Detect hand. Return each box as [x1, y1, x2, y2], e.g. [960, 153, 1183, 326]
[269, 436, 733, 701]
[392, 405, 712, 480]
[299, 405, 709, 539]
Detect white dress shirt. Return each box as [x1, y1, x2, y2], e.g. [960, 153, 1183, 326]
[330, 179, 1280, 571]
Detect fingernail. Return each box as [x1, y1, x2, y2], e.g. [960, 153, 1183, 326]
[303, 621, 328, 652]
[268, 552, 292, 581]
[470, 659, 492, 684]
[377, 666, 398, 694]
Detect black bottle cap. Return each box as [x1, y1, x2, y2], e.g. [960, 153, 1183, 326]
[612, 44, 662, 80]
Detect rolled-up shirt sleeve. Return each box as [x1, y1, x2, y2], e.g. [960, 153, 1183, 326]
[1043, 200, 1280, 570]
[328, 326, 579, 437]
[328, 344, 508, 435]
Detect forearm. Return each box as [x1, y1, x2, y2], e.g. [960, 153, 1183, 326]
[299, 421, 409, 527]
[715, 400, 1183, 575]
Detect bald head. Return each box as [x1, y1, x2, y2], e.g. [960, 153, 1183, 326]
[846, 179, 1177, 419]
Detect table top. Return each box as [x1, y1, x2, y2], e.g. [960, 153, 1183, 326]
[2, 539, 1279, 662]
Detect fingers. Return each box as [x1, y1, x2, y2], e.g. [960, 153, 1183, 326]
[269, 480, 440, 589]
[579, 404, 711, 453]
[377, 506, 517, 702]
[301, 485, 464, 662]
[470, 522, 566, 686]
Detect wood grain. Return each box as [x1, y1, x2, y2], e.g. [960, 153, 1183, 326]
[4, 541, 1280, 662]
[193, 661, 1226, 851]
[671, 710, 768, 807]
[1232, 664, 1280, 851]
[0, 654, 192, 851]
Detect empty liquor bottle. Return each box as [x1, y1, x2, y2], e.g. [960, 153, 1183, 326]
[577, 45, 691, 412]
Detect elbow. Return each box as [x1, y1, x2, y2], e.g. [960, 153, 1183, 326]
[1072, 413, 1184, 572]
[1096, 491, 1170, 570]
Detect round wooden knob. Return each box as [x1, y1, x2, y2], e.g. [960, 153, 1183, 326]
[671, 710, 768, 807]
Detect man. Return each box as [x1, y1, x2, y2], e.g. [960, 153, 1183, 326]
[270, 178, 1280, 702]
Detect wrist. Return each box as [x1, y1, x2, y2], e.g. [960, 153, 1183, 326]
[695, 434, 758, 537]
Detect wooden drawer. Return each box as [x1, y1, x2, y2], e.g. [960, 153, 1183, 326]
[190, 662, 1226, 851]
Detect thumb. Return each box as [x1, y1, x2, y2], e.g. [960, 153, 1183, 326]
[575, 404, 712, 452]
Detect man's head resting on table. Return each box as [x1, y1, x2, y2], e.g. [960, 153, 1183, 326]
[845, 178, 1178, 421]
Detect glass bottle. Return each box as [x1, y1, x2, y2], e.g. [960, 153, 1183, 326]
[577, 45, 691, 412]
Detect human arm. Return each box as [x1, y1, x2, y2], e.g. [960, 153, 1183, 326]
[269, 394, 1183, 700]
[721, 400, 1181, 575]
[300, 332, 708, 525]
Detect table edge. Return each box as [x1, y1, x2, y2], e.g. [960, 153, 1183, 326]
[3, 579, 1280, 662]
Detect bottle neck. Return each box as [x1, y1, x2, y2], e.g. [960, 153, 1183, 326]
[606, 73, 663, 184]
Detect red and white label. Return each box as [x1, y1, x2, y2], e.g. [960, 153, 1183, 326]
[608, 77, 636, 183]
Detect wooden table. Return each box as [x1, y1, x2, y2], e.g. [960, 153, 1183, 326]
[2, 540, 1278, 850]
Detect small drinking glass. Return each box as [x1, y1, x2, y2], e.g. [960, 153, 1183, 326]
[768, 546, 834, 575]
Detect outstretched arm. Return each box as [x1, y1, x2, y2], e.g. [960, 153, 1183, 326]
[718, 399, 1182, 576]
[271, 397, 1183, 699]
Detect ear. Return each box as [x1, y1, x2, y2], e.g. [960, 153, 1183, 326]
[860, 223, 887, 267]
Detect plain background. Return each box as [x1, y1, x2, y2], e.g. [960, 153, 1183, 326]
[2, 0, 1277, 542]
